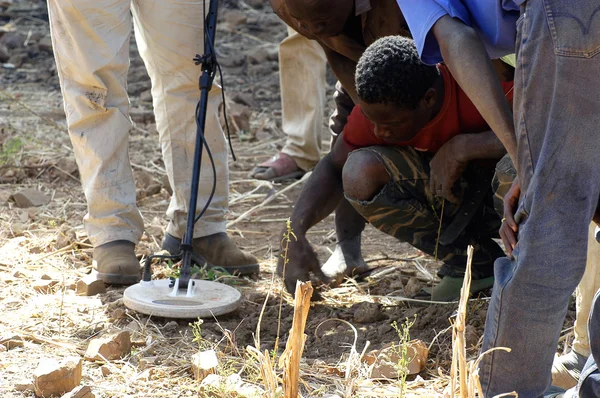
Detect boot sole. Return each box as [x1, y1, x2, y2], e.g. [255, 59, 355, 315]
[95, 271, 141, 286]
[161, 233, 259, 276]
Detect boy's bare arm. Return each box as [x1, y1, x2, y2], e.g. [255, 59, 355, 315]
[432, 15, 518, 167]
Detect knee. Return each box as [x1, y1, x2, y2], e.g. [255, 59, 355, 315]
[342, 150, 390, 201]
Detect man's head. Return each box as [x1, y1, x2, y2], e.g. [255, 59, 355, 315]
[285, 0, 354, 38]
[355, 36, 441, 143]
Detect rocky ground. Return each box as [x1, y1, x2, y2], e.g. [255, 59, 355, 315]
[0, 1, 576, 397]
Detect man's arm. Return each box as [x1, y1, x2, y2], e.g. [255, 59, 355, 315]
[452, 130, 506, 162]
[289, 142, 348, 235]
[278, 135, 353, 293]
[432, 16, 517, 165]
[429, 130, 506, 203]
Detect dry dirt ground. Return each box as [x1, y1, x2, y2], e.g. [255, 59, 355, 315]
[0, 1, 577, 397]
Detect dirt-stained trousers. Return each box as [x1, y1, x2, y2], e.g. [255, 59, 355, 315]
[47, 0, 228, 247]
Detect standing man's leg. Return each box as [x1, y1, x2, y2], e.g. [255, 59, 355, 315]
[48, 0, 142, 284]
[480, 1, 600, 396]
[251, 27, 327, 181]
[132, 0, 258, 273]
[552, 223, 600, 389]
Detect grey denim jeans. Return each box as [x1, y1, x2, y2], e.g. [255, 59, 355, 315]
[479, 1, 600, 397]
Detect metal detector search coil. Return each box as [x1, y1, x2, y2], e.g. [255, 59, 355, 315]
[123, 279, 241, 319]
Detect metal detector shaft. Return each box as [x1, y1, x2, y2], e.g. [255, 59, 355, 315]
[180, 0, 220, 290]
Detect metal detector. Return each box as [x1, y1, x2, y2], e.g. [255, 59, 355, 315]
[124, 0, 242, 319]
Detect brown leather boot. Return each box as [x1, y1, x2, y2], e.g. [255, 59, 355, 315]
[162, 232, 259, 276]
[93, 240, 141, 285]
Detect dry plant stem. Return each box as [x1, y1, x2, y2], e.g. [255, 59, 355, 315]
[227, 173, 311, 228]
[279, 281, 313, 398]
[451, 245, 473, 398]
[434, 199, 445, 261]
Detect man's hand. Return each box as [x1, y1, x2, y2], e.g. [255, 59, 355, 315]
[499, 178, 520, 257]
[429, 138, 468, 203]
[277, 232, 326, 295]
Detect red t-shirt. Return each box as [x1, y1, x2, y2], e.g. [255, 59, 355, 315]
[342, 64, 514, 153]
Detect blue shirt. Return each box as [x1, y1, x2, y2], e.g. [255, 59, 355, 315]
[396, 0, 523, 65]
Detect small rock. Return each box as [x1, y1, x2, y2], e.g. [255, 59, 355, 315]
[219, 53, 246, 68]
[191, 350, 219, 381]
[223, 10, 247, 27]
[76, 274, 106, 296]
[56, 227, 77, 249]
[107, 298, 124, 311]
[33, 357, 83, 397]
[403, 277, 422, 298]
[12, 269, 24, 278]
[14, 380, 34, 392]
[29, 32, 44, 43]
[161, 175, 173, 195]
[227, 103, 251, 132]
[0, 32, 26, 49]
[85, 331, 131, 362]
[100, 365, 111, 377]
[109, 308, 126, 320]
[145, 183, 161, 196]
[0, 44, 8, 63]
[465, 324, 480, 348]
[231, 92, 256, 108]
[40, 274, 52, 280]
[1, 334, 24, 350]
[353, 302, 386, 324]
[33, 279, 58, 294]
[135, 170, 154, 190]
[125, 320, 141, 333]
[247, 47, 277, 65]
[38, 36, 53, 52]
[0, 345, 6, 352]
[7, 52, 26, 68]
[138, 356, 158, 370]
[163, 321, 178, 333]
[10, 188, 51, 208]
[63, 385, 95, 398]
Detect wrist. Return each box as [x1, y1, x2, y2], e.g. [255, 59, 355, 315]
[450, 135, 471, 163]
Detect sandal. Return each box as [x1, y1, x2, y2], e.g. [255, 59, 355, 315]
[250, 152, 305, 182]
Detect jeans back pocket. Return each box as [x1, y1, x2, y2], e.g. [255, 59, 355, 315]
[545, 0, 600, 57]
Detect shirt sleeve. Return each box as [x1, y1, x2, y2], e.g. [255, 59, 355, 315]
[342, 106, 380, 150]
[396, 0, 471, 65]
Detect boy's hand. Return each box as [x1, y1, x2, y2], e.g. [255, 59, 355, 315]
[276, 232, 326, 295]
[499, 178, 520, 257]
[429, 138, 468, 203]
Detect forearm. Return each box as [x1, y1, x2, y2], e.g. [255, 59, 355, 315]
[433, 16, 517, 165]
[290, 155, 345, 235]
[453, 131, 506, 162]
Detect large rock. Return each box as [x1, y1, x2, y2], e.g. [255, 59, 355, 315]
[0, 44, 9, 63]
[84, 331, 131, 362]
[10, 188, 51, 208]
[363, 340, 429, 379]
[33, 357, 83, 397]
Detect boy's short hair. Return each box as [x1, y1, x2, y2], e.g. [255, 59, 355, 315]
[356, 36, 440, 109]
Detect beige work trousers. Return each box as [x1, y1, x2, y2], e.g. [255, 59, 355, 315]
[279, 27, 327, 171]
[48, 0, 228, 247]
[571, 223, 600, 357]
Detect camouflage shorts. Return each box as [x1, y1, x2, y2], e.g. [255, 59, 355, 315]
[345, 146, 504, 279]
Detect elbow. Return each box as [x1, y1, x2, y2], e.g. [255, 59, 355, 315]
[435, 19, 480, 64]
